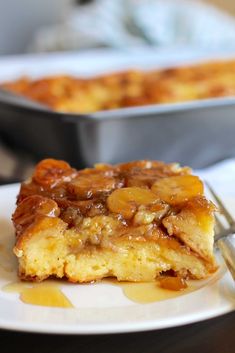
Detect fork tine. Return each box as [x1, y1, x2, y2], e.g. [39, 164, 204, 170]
[214, 214, 226, 241]
[205, 182, 234, 226]
[214, 214, 225, 232]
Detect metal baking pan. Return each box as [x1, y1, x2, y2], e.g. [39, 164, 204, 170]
[1, 48, 235, 169]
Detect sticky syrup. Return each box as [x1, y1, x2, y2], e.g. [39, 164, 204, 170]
[103, 278, 190, 304]
[3, 281, 73, 308]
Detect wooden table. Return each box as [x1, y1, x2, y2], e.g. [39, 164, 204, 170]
[0, 311, 234, 353]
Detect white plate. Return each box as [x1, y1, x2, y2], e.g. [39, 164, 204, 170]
[0, 184, 234, 335]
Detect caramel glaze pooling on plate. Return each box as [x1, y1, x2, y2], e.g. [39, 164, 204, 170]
[3, 281, 73, 308]
[13, 159, 217, 286]
[2, 276, 189, 307]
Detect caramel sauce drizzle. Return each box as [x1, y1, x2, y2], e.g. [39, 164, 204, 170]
[3, 281, 73, 308]
[103, 278, 189, 304]
[2, 278, 189, 307]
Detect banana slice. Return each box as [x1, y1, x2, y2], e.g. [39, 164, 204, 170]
[107, 187, 159, 219]
[33, 159, 76, 187]
[151, 175, 203, 205]
[12, 195, 60, 235]
[68, 173, 117, 199]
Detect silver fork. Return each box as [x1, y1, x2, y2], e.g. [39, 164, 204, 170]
[206, 183, 235, 281]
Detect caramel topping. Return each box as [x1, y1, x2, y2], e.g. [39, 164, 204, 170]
[68, 174, 118, 199]
[107, 187, 160, 219]
[152, 175, 204, 205]
[33, 158, 77, 187]
[14, 159, 215, 258]
[15, 159, 210, 228]
[12, 195, 60, 236]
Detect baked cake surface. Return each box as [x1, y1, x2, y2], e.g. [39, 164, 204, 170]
[12, 159, 217, 283]
[4, 59, 235, 113]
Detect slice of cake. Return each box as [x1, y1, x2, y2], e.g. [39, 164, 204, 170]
[12, 159, 217, 283]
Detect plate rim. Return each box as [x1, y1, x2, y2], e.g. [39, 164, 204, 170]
[0, 306, 233, 335]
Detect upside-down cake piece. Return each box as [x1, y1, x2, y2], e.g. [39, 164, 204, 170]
[12, 159, 217, 283]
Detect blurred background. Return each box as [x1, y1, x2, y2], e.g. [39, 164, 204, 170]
[1, 0, 235, 181]
[0, 0, 235, 55]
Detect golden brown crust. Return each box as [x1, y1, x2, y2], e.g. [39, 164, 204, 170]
[12, 159, 217, 282]
[3, 60, 235, 113]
